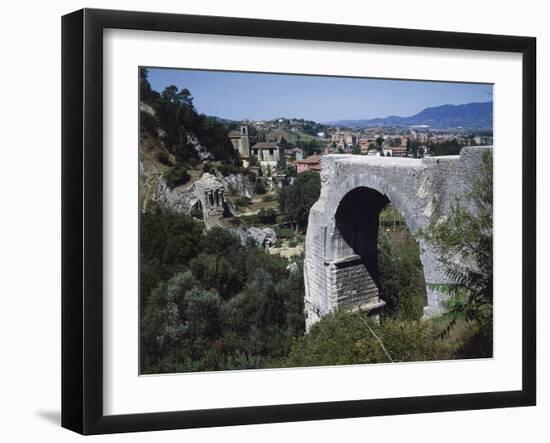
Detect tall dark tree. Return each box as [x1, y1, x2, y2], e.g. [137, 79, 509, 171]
[278, 171, 321, 232]
[376, 136, 384, 152]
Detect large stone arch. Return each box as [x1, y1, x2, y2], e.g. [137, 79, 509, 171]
[304, 147, 492, 330]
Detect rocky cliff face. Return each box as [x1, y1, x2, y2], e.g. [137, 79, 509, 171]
[140, 159, 253, 215]
[220, 172, 252, 199]
[139, 159, 195, 213]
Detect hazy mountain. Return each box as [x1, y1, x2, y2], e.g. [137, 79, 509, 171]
[329, 102, 493, 129]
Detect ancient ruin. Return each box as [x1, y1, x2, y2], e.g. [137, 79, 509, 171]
[191, 173, 229, 228]
[304, 147, 492, 330]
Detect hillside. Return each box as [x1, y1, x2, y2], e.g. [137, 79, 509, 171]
[330, 101, 493, 129]
[261, 127, 325, 144]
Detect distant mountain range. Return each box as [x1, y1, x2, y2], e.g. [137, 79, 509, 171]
[328, 101, 493, 129]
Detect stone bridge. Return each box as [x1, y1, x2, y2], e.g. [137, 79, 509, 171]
[304, 147, 492, 330]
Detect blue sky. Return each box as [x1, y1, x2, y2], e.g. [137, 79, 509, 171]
[146, 68, 493, 122]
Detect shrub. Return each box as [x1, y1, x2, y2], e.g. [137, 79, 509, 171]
[141, 270, 224, 374]
[254, 181, 267, 195]
[163, 166, 190, 189]
[202, 162, 212, 173]
[256, 208, 278, 225]
[277, 171, 320, 232]
[140, 110, 157, 136]
[284, 310, 444, 368]
[171, 143, 199, 165]
[245, 169, 257, 183]
[140, 206, 204, 302]
[275, 226, 295, 239]
[157, 150, 172, 166]
[238, 214, 257, 225]
[288, 239, 298, 248]
[235, 196, 252, 207]
[218, 163, 236, 177]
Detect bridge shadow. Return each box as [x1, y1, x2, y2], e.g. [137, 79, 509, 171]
[332, 186, 427, 315]
[334, 186, 390, 289]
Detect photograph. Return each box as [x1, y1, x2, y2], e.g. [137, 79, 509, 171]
[138, 67, 494, 375]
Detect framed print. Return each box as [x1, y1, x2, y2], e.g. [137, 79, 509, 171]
[61, 8, 536, 435]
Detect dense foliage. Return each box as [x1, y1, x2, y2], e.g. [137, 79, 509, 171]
[139, 68, 239, 189]
[140, 206, 305, 373]
[429, 139, 462, 156]
[277, 171, 321, 232]
[284, 309, 482, 367]
[299, 119, 328, 137]
[300, 139, 325, 156]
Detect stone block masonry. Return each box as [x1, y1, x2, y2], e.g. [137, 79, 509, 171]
[304, 147, 492, 331]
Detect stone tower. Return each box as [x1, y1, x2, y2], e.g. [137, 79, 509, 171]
[228, 125, 251, 167]
[238, 125, 250, 158]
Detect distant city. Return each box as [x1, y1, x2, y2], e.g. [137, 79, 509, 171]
[226, 101, 493, 175]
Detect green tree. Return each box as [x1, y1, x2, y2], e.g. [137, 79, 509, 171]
[254, 180, 267, 195]
[430, 139, 462, 156]
[140, 206, 205, 304]
[407, 139, 420, 157]
[141, 271, 223, 373]
[220, 265, 304, 361]
[278, 171, 321, 231]
[163, 166, 190, 189]
[139, 74, 238, 165]
[139, 68, 160, 103]
[376, 136, 384, 152]
[285, 310, 441, 367]
[161, 85, 195, 109]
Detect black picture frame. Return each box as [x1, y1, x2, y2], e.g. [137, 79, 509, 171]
[62, 8, 536, 435]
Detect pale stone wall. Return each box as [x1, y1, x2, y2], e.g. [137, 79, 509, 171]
[193, 173, 227, 228]
[304, 146, 492, 330]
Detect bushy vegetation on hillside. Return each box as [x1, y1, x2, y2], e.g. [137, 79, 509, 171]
[429, 139, 462, 156]
[283, 309, 484, 367]
[140, 206, 305, 373]
[300, 139, 325, 156]
[139, 68, 239, 189]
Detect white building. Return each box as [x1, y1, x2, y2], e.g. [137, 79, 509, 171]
[250, 136, 288, 173]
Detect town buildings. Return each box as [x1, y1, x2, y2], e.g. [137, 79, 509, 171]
[250, 136, 288, 173]
[228, 126, 290, 173]
[228, 125, 251, 167]
[296, 154, 322, 173]
[229, 121, 491, 174]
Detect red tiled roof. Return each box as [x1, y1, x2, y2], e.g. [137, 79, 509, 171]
[251, 142, 279, 149]
[296, 155, 322, 164]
